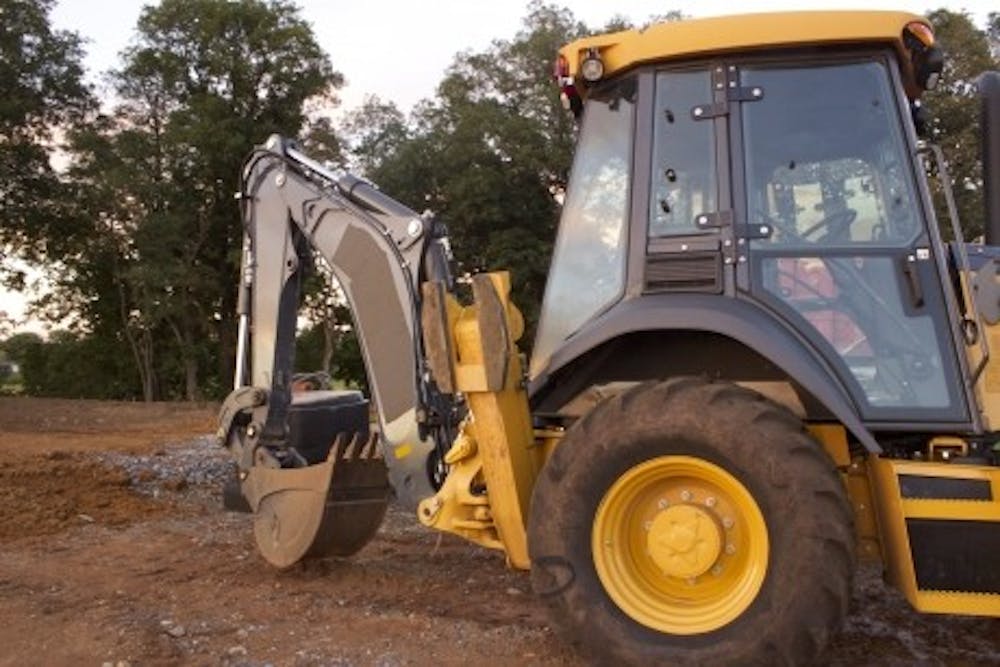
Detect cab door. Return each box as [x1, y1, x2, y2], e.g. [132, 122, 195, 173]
[736, 58, 969, 422]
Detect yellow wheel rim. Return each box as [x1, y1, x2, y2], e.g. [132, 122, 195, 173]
[592, 455, 769, 635]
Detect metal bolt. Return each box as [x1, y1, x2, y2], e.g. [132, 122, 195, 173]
[697, 215, 708, 224]
[658, 499, 669, 510]
[694, 107, 704, 117]
[712, 565, 723, 576]
[680, 243, 688, 251]
[644, 521, 652, 531]
[723, 517, 734, 529]
[724, 257, 733, 265]
[680, 490, 692, 502]
[705, 496, 717, 508]
[726, 544, 736, 555]
[752, 87, 762, 97]
[686, 577, 697, 586]
[407, 218, 423, 238]
[723, 239, 732, 247]
[275, 173, 286, 187]
[759, 225, 769, 235]
[605, 539, 613, 547]
[738, 256, 747, 263]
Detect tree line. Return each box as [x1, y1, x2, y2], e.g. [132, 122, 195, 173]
[0, 0, 997, 400]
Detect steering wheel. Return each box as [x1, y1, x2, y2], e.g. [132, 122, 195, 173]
[799, 209, 857, 243]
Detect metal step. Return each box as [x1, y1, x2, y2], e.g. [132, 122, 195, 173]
[870, 458, 1000, 616]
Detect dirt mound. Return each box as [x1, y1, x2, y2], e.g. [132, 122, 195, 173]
[0, 451, 176, 540]
[0, 396, 216, 455]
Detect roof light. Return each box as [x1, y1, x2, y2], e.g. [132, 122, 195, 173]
[580, 48, 604, 84]
[905, 21, 935, 47]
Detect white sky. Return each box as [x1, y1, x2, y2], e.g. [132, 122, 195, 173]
[2, 0, 995, 334]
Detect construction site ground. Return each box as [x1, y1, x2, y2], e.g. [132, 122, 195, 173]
[0, 396, 997, 666]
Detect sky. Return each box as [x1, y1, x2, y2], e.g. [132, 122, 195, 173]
[2, 0, 995, 334]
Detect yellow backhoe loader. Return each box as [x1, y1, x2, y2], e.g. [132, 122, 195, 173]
[216, 11, 1000, 664]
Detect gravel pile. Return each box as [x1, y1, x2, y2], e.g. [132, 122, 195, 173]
[97, 436, 234, 496]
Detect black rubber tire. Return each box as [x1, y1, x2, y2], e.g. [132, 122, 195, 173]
[528, 378, 855, 666]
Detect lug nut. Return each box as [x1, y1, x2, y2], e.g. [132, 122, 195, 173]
[705, 496, 717, 508]
[680, 490, 692, 502]
[723, 517, 734, 529]
[658, 499, 669, 510]
[725, 544, 736, 555]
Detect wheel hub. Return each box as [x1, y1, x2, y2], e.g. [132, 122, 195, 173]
[647, 504, 722, 579]
[592, 455, 769, 635]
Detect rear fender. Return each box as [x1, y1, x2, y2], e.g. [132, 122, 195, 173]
[529, 294, 881, 453]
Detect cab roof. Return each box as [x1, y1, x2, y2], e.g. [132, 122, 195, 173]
[559, 11, 930, 95]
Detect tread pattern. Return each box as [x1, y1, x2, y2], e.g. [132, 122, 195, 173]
[528, 377, 856, 667]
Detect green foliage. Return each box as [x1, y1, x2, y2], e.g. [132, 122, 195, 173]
[923, 9, 1000, 238]
[8, 3, 996, 402]
[295, 324, 367, 391]
[346, 1, 589, 345]
[17, 330, 137, 398]
[0, 0, 92, 283]
[53, 0, 342, 400]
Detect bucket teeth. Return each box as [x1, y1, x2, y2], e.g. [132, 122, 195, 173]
[342, 433, 361, 461]
[328, 433, 347, 462]
[360, 432, 380, 459]
[325, 431, 381, 462]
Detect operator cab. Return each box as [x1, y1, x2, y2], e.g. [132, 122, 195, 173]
[529, 12, 983, 438]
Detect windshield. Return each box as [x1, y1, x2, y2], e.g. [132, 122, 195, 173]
[530, 78, 636, 378]
[743, 61, 921, 247]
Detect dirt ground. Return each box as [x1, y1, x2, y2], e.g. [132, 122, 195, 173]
[0, 397, 998, 666]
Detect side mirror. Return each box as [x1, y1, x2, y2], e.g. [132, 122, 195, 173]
[916, 45, 944, 91]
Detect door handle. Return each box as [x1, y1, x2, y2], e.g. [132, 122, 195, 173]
[900, 255, 925, 309]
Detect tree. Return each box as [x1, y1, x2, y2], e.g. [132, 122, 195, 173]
[59, 0, 342, 400]
[0, 0, 92, 282]
[346, 2, 589, 345]
[923, 9, 1000, 238]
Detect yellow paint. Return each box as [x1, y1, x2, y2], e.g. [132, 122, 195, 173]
[647, 504, 723, 579]
[807, 423, 851, 467]
[868, 457, 1000, 617]
[591, 456, 768, 635]
[844, 458, 881, 562]
[417, 421, 504, 551]
[393, 443, 413, 459]
[964, 317, 1000, 431]
[559, 11, 929, 98]
[416, 272, 537, 569]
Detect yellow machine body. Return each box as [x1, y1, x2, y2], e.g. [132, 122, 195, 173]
[558, 11, 931, 99]
[417, 272, 537, 568]
[868, 457, 1000, 615]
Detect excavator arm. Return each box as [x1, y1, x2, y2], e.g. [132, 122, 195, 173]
[217, 136, 462, 566]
